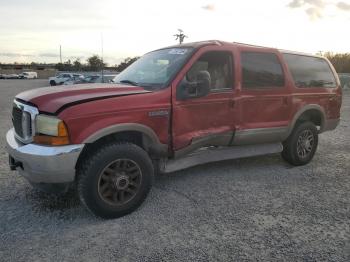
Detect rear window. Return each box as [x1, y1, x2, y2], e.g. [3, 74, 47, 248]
[283, 54, 336, 88]
[241, 52, 284, 88]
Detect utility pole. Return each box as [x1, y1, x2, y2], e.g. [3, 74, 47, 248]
[174, 29, 187, 44]
[101, 33, 104, 81]
[59, 45, 62, 64]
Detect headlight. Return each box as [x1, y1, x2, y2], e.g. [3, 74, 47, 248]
[33, 115, 70, 145]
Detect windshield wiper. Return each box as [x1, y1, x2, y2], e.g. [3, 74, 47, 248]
[119, 80, 139, 86]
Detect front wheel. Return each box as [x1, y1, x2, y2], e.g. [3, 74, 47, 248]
[282, 121, 318, 166]
[77, 143, 154, 219]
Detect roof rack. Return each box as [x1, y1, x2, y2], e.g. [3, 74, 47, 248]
[278, 49, 314, 57]
[232, 41, 274, 49]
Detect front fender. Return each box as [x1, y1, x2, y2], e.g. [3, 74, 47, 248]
[82, 123, 168, 156]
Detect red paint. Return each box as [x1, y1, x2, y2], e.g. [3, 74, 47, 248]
[16, 83, 148, 113]
[58, 88, 171, 145]
[15, 41, 342, 153]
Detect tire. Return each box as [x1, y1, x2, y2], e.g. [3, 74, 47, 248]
[282, 121, 318, 166]
[50, 80, 56, 86]
[77, 142, 154, 219]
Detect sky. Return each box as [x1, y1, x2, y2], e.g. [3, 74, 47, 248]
[0, 0, 349, 65]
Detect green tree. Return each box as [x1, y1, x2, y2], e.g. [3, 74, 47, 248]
[318, 51, 350, 73]
[87, 55, 105, 71]
[30, 62, 37, 69]
[115, 57, 139, 72]
[55, 59, 73, 71]
[73, 59, 82, 71]
[65, 59, 72, 70]
[55, 62, 65, 71]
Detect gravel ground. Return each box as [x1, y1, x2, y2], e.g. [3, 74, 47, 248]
[0, 79, 349, 261]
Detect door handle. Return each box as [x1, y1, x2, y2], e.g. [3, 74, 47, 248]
[229, 100, 235, 108]
[283, 97, 288, 105]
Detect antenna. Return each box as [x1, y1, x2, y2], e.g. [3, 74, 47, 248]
[174, 29, 187, 44]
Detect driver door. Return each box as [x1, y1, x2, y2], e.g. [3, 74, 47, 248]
[171, 47, 238, 156]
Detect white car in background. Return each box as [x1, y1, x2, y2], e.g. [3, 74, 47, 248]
[19, 71, 38, 79]
[49, 73, 83, 86]
[5, 74, 20, 79]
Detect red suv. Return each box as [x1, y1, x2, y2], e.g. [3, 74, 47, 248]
[6, 41, 342, 218]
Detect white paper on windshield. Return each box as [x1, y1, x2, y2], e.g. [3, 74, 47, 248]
[168, 49, 188, 55]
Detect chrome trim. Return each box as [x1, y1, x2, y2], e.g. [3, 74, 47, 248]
[13, 100, 39, 144]
[6, 128, 84, 183]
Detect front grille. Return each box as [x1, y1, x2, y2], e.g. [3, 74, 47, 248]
[12, 102, 34, 142]
[12, 106, 24, 137]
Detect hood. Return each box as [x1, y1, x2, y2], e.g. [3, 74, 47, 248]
[16, 83, 151, 113]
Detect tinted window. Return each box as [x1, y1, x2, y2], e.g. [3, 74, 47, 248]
[241, 52, 284, 88]
[186, 51, 233, 91]
[283, 54, 336, 88]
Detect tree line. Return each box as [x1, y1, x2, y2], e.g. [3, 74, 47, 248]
[55, 55, 139, 72]
[57, 51, 350, 74]
[317, 52, 350, 73]
[2, 51, 350, 73]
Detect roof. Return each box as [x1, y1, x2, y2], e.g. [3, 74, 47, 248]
[158, 40, 320, 58]
[159, 40, 223, 50]
[161, 40, 280, 51]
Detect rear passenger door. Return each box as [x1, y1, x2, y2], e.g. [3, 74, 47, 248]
[234, 50, 291, 144]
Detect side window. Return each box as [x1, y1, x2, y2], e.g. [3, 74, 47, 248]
[241, 52, 284, 88]
[283, 54, 336, 88]
[186, 51, 233, 91]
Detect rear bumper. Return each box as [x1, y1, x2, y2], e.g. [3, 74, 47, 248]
[6, 128, 84, 184]
[322, 118, 340, 132]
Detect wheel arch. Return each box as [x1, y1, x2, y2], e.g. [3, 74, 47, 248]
[288, 105, 326, 136]
[82, 123, 168, 156]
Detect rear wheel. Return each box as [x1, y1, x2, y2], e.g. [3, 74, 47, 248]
[77, 142, 154, 219]
[282, 121, 318, 166]
[50, 80, 56, 86]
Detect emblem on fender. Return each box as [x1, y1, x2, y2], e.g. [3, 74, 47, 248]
[148, 110, 169, 117]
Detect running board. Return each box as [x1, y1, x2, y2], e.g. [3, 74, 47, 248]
[161, 142, 283, 173]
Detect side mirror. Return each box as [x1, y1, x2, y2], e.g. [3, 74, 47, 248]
[177, 70, 211, 100]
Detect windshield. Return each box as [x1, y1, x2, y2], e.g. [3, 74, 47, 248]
[113, 47, 194, 89]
